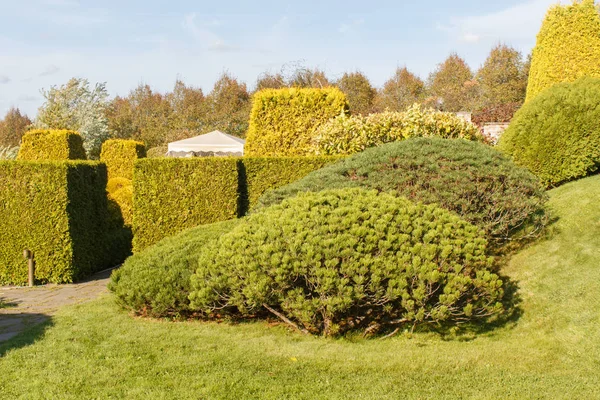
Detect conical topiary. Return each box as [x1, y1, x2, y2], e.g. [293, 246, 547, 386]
[526, 0, 600, 101]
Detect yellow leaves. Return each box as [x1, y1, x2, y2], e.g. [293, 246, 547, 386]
[17, 129, 87, 161]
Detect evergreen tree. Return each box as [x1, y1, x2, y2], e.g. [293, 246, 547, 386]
[526, 0, 600, 101]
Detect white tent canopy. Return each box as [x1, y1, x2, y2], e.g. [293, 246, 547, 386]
[167, 130, 245, 154]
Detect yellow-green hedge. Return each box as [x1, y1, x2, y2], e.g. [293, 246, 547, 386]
[245, 88, 349, 156]
[0, 161, 129, 284]
[132, 158, 240, 252]
[17, 129, 86, 161]
[240, 156, 343, 212]
[100, 139, 146, 180]
[526, 0, 600, 101]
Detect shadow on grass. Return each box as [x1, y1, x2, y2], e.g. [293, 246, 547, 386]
[0, 313, 53, 357]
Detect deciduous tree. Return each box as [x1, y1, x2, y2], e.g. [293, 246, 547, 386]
[477, 44, 527, 108]
[0, 107, 31, 147]
[336, 71, 376, 115]
[374, 67, 425, 112]
[428, 54, 478, 112]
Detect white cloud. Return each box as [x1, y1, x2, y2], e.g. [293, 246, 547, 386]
[39, 65, 60, 77]
[0, 75, 10, 84]
[338, 18, 364, 34]
[182, 13, 238, 52]
[439, 0, 566, 46]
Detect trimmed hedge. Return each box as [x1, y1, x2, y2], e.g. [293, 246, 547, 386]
[499, 77, 600, 187]
[109, 219, 239, 317]
[257, 138, 547, 252]
[189, 189, 505, 336]
[240, 156, 342, 211]
[0, 161, 128, 284]
[526, 0, 600, 101]
[100, 139, 146, 180]
[245, 88, 349, 156]
[313, 104, 483, 155]
[132, 158, 239, 252]
[17, 129, 86, 161]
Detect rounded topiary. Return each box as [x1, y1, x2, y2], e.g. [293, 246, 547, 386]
[257, 138, 547, 252]
[109, 219, 239, 317]
[499, 77, 600, 187]
[189, 189, 505, 336]
[313, 104, 483, 155]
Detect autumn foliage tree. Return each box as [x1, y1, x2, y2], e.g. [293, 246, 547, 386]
[374, 67, 425, 112]
[0, 107, 31, 147]
[477, 44, 528, 108]
[428, 54, 478, 112]
[336, 71, 376, 115]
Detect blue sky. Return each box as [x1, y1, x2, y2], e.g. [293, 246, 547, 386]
[0, 0, 564, 116]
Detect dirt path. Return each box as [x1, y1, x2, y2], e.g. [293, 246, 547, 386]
[0, 268, 113, 343]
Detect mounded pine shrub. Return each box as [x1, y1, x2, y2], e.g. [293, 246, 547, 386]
[109, 219, 239, 317]
[313, 104, 483, 155]
[189, 189, 505, 336]
[257, 138, 547, 252]
[499, 77, 600, 187]
[17, 129, 86, 161]
[245, 88, 349, 156]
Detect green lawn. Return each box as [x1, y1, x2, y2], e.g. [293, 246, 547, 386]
[1, 175, 599, 399]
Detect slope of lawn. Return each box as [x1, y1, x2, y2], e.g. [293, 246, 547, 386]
[0, 175, 599, 399]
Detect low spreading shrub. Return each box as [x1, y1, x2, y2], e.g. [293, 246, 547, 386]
[257, 138, 547, 252]
[0, 161, 128, 284]
[132, 158, 239, 252]
[109, 219, 239, 317]
[17, 129, 86, 161]
[100, 139, 146, 180]
[498, 77, 600, 187]
[313, 104, 483, 155]
[245, 88, 349, 156]
[189, 189, 505, 336]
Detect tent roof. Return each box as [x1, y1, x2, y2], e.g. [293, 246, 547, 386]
[168, 130, 245, 147]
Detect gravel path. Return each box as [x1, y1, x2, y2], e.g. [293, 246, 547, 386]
[0, 268, 113, 343]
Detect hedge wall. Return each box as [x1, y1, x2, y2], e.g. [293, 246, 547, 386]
[245, 88, 348, 156]
[0, 161, 128, 284]
[100, 139, 146, 180]
[132, 158, 239, 252]
[17, 129, 86, 161]
[240, 156, 342, 212]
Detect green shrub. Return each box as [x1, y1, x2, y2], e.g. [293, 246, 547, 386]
[314, 104, 483, 155]
[526, 0, 600, 101]
[189, 189, 504, 336]
[109, 219, 238, 318]
[17, 129, 86, 161]
[0, 161, 128, 284]
[146, 146, 167, 158]
[239, 156, 343, 212]
[100, 139, 146, 180]
[245, 88, 349, 156]
[257, 138, 547, 252]
[132, 157, 239, 252]
[499, 77, 600, 187]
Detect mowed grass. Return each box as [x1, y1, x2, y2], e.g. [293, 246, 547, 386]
[1, 176, 599, 399]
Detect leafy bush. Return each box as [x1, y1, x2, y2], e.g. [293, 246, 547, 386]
[526, 0, 600, 101]
[313, 104, 483, 155]
[109, 219, 239, 317]
[240, 156, 342, 212]
[132, 158, 239, 252]
[100, 139, 146, 180]
[146, 146, 167, 158]
[0, 161, 128, 284]
[472, 103, 521, 127]
[499, 77, 600, 187]
[189, 189, 504, 336]
[258, 138, 547, 252]
[17, 129, 86, 161]
[245, 88, 348, 156]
